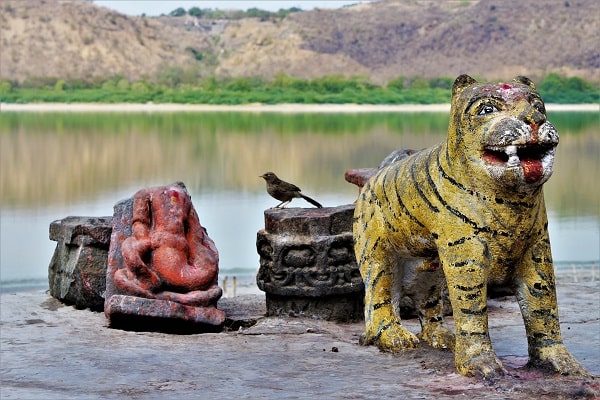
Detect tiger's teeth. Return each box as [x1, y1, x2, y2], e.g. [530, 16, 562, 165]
[505, 145, 519, 166]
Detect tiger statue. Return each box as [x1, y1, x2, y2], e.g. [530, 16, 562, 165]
[353, 74, 589, 378]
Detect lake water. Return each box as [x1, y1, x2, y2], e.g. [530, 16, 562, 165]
[1, 110, 598, 292]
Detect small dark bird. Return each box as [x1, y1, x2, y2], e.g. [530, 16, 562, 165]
[260, 172, 323, 208]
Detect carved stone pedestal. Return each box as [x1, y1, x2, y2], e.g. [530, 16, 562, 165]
[256, 205, 364, 322]
[48, 216, 111, 311]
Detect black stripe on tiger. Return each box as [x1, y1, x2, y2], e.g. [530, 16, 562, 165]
[367, 266, 386, 292]
[380, 171, 402, 229]
[460, 306, 488, 316]
[454, 282, 486, 292]
[379, 166, 426, 229]
[425, 160, 490, 232]
[459, 331, 488, 337]
[373, 299, 392, 310]
[532, 309, 558, 318]
[371, 322, 394, 342]
[412, 150, 440, 213]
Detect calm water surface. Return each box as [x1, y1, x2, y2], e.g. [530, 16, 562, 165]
[1, 111, 598, 291]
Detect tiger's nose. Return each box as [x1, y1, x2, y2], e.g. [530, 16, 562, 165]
[519, 105, 546, 134]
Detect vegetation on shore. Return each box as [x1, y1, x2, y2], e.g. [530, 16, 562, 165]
[164, 6, 303, 20]
[0, 73, 597, 105]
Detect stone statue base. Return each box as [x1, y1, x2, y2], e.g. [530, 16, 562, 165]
[265, 293, 363, 322]
[256, 205, 364, 322]
[105, 295, 225, 333]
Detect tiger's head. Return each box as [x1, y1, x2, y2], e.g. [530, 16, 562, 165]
[447, 74, 559, 193]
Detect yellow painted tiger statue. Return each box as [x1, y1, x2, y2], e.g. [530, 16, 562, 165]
[353, 74, 589, 378]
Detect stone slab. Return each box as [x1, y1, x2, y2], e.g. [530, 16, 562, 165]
[105, 295, 226, 333]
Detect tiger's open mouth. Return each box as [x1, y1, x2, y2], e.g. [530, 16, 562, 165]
[482, 143, 555, 183]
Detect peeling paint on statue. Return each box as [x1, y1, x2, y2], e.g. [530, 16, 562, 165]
[105, 182, 225, 331]
[353, 75, 589, 378]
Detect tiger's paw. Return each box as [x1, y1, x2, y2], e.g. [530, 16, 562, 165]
[528, 345, 590, 377]
[365, 322, 420, 351]
[456, 351, 507, 379]
[418, 325, 455, 351]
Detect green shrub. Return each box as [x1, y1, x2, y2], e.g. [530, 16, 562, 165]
[2, 73, 597, 105]
[54, 80, 66, 91]
[0, 80, 13, 94]
[387, 76, 406, 91]
[116, 79, 130, 91]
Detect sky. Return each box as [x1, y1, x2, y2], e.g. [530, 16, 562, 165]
[93, 1, 372, 16]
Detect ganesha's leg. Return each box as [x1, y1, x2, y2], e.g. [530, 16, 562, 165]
[156, 285, 222, 307]
[152, 244, 218, 292]
[515, 234, 589, 376]
[354, 214, 419, 351]
[171, 207, 220, 291]
[120, 236, 160, 291]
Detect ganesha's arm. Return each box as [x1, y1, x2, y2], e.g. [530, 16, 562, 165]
[120, 189, 159, 290]
[184, 207, 219, 285]
[131, 189, 151, 239]
[186, 208, 218, 263]
[122, 189, 152, 267]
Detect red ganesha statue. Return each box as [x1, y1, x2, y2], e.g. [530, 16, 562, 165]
[104, 182, 225, 331]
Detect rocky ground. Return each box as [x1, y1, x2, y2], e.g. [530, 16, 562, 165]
[1, 280, 598, 399]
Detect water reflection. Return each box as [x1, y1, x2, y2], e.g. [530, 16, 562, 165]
[0, 111, 598, 287]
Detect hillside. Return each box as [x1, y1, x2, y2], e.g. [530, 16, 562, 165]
[1, 0, 599, 85]
[0, 0, 214, 84]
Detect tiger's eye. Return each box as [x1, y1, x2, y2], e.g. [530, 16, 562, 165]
[478, 105, 498, 115]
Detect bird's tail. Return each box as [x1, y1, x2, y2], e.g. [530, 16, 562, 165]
[300, 194, 322, 208]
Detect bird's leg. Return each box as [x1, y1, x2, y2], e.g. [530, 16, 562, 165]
[275, 200, 290, 208]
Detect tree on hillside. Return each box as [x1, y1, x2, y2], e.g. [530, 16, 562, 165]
[188, 7, 203, 18]
[169, 7, 186, 17]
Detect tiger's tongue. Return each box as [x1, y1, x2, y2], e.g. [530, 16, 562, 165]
[521, 159, 543, 183]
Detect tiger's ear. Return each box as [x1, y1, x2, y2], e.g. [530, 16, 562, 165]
[452, 74, 477, 98]
[514, 76, 536, 90]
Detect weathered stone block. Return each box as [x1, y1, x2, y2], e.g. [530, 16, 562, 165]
[48, 216, 112, 311]
[256, 205, 364, 322]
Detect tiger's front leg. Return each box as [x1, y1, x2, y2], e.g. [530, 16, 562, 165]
[440, 245, 507, 379]
[354, 208, 419, 351]
[514, 233, 589, 376]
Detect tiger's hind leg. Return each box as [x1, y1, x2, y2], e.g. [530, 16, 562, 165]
[411, 258, 455, 351]
[354, 210, 419, 351]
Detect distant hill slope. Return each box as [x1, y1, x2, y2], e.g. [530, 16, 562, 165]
[0, 0, 214, 83]
[290, 0, 600, 83]
[1, 0, 598, 85]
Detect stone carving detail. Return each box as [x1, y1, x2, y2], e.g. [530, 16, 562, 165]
[105, 182, 225, 331]
[256, 205, 364, 322]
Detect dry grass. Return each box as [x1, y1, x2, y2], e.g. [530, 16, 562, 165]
[0, 0, 214, 83]
[1, 0, 598, 85]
